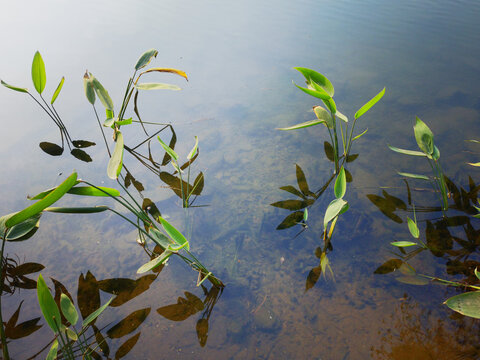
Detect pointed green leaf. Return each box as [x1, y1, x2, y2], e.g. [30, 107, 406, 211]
[294, 67, 334, 96]
[82, 297, 113, 328]
[407, 217, 420, 238]
[397, 172, 430, 181]
[159, 217, 189, 251]
[104, 118, 115, 127]
[158, 136, 178, 161]
[92, 77, 114, 111]
[352, 128, 368, 141]
[68, 186, 120, 197]
[116, 118, 132, 126]
[414, 117, 434, 155]
[0, 212, 41, 241]
[390, 241, 419, 247]
[135, 83, 181, 91]
[135, 49, 158, 70]
[50, 76, 64, 104]
[65, 327, 78, 341]
[322, 97, 336, 114]
[1, 80, 28, 93]
[354, 87, 385, 120]
[83, 72, 95, 105]
[107, 132, 124, 180]
[37, 274, 62, 333]
[293, 82, 331, 100]
[277, 119, 326, 131]
[187, 136, 199, 160]
[396, 275, 429, 286]
[432, 145, 440, 160]
[444, 291, 480, 319]
[31, 51, 46, 94]
[336, 110, 348, 123]
[313, 106, 334, 128]
[6, 172, 77, 228]
[137, 251, 173, 274]
[323, 198, 347, 229]
[60, 293, 79, 325]
[475, 268, 480, 281]
[46, 340, 58, 360]
[334, 166, 346, 199]
[303, 208, 308, 222]
[388, 145, 428, 157]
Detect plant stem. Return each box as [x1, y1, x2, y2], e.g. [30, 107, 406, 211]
[0, 232, 10, 360]
[92, 105, 111, 157]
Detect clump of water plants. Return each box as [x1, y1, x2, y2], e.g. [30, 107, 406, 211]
[388, 117, 449, 211]
[1, 51, 95, 161]
[278, 67, 385, 173]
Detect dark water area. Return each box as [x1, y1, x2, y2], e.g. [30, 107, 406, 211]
[1, 0, 480, 359]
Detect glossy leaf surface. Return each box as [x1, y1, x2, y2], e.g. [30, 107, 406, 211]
[354, 87, 385, 119]
[51, 76, 64, 104]
[107, 132, 124, 179]
[334, 166, 346, 199]
[31, 51, 46, 94]
[135, 49, 158, 70]
[294, 67, 334, 96]
[37, 274, 61, 332]
[414, 116, 434, 155]
[60, 293, 78, 325]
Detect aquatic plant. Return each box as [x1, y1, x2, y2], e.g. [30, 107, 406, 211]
[389, 117, 449, 211]
[1, 51, 95, 161]
[278, 67, 385, 173]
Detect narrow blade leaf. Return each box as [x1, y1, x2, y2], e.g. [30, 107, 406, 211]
[407, 217, 420, 238]
[82, 297, 113, 328]
[187, 136, 199, 160]
[135, 82, 181, 91]
[44, 206, 109, 213]
[390, 241, 419, 247]
[60, 294, 79, 325]
[397, 172, 430, 181]
[414, 116, 434, 155]
[1, 80, 28, 93]
[324, 198, 347, 229]
[135, 49, 158, 70]
[37, 274, 61, 333]
[31, 51, 46, 94]
[51, 76, 64, 104]
[137, 251, 173, 274]
[158, 136, 178, 161]
[277, 119, 325, 131]
[92, 77, 114, 111]
[313, 106, 334, 128]
[138, 67, 188, 81]
[388, 145, 428, 157]
[107, 132, 124, 180]
[293, 82, 331, 100]
[354, 87, 385, 120]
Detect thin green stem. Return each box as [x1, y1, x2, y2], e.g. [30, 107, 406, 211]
[0, 232, 10, 360]
[92, 105, 111, 157]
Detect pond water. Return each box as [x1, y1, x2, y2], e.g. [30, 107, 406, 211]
[1, 0, 480, 359]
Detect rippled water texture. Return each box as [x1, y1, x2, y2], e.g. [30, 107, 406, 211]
[1, 0, 480, 359]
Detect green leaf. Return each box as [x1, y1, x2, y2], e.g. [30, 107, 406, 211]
[336, 110, 348, 123]
[83, 72, 95, 105]
[6, 172, 77, 228]
[324, 198, 348, 229]
[413, 116, 434, 155]
[135, 49, 158, 70]
[44, 206, 109, 213]
[475, 268, 480, 281]
[159, 217, 189, 251]
[68, 186, 120, 197]
[1, 79, 28, 93]
[322, 97, 336, 114]
[0, 212, 41, 241]
[313, 106, 334, 129]
[148, 228, 172, 248]
[137, 251, 173, 274]
[303, 208, 308, 222]
[37, 274, 62, 333]
[294, 67, 334, 96]
[388, 145, 427, 157]
[46, 340, 58, 360]
[104, 118, 115, 127]
[444, 291, 480, 318]
[50, 76, 64, 104]
[390, 241, 419, 247]
[432, 145, 440, 160]
[158, 136, 179, 161]
[334, 166, 346, 199]
[107, 132, 124, 180]
[397, 172, 430, 181]
[116, 118, 132, 126]
[396, 275, 429, 286]
[92, 77, 114, 111]
[65, 327, 78, 341]
[187, 136, 199, 160]
[82, 297, 113, 328]
[407, 217, 420, 238]
[60, 293, 79, 325]
[135, 82, 181, 91]
[31, 51, 46, 94]
[277, 119, 326, 131]
[352, 128, 368, 141]
[293, 82, 331, 100]
[354, 87, 385, 119]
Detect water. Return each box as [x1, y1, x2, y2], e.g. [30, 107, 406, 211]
[1, 0, 480, 358]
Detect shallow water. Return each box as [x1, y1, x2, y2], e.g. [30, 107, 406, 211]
[1, 0, 480, 359]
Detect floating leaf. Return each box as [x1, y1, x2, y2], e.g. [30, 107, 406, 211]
[39, 142, 63, 156]
[159, 217, 189, 251]
[37, 274, 61, 333]
[1, 79, 28, 93]
[71, 148, 92, 162]
[323, 198, 348, 229]
[137, 251, 173, 274]
[60, 294, 78, 326]
[374, 259, 403, 274]
[135, 83, 181, 91]
[6, 172, 77, 228]
[313, 106, 334, 128]
[92, 76, 114, 111]
[277, 119, 325, 131]
[31, 51, 46, 94]
[135, 49, 158, 70]
[388, 145, 427, 157]
[107, 131, 124, 179]
[294, 67, 334, 96]
[407, 217, 420, 238]
[397, 172, 430, 181]
[334, 166, 346, 199]
[354, 87, 385, 120]
[390, 241, 419, 247]
[445, 291, 480, 319]
[396, 275, 429, 285]
[51, 76, 64, 104]
[414, 116, 434, 155]
[72, 140, 96, 148]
